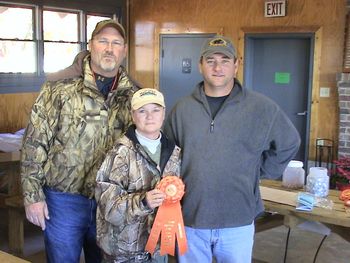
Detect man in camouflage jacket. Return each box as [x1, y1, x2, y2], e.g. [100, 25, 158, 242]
[21, 19, 139, 263]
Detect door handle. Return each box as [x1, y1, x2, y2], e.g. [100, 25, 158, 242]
[296, 111, 307, 116]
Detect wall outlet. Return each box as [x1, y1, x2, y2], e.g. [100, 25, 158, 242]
[320, 87, 330, 97]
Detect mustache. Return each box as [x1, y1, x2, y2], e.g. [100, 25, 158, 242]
[103, 51, 115, 57]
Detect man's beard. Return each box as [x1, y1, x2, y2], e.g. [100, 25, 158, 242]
[100, 59, 117, 72]
[99, 51, 118, 72]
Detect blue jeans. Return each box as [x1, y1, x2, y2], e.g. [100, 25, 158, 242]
[178, 223, 255, 263]
[44, 187, 101, 263]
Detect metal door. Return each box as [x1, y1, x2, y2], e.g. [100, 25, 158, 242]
[244, 34, 313, 164]
[159, 34, 215, 114]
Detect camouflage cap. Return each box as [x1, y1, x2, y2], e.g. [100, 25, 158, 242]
[200, 36, 236, 59]
[131, 88, 165, 110]
[91, 19, 126, 40]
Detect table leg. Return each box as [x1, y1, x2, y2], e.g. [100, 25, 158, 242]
[7, 161, 20, 196]
[8, 207, 24, 256]
[255, 213, 284, 232]
[283, 214, 304, 227]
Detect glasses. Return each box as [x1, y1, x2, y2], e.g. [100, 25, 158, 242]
[94, 38, 125, 48]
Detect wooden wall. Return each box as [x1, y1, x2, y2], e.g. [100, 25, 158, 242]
[128, 0, 346, 160]
[0, 92, 38, 133]
[0, 0, 346, 161]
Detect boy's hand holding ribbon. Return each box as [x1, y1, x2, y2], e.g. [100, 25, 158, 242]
[145, 175, 188, 256]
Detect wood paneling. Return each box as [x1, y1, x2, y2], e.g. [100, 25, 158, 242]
[0, 93, 38, 133]
[129, 0, 346, 160]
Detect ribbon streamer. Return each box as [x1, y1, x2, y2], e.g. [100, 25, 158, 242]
[145, 176, 188, 256]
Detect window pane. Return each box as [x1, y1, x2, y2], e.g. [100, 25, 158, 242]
[0, 6, 33, 39]
[44, 43, 80, 72]
[86, 15, 111, 40]
[43, 10, 78, 41]
[0, 40, 36, 73]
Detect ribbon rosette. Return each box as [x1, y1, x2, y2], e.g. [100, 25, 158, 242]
[340, 189, 350, 201]
[145, 175, 188, 256]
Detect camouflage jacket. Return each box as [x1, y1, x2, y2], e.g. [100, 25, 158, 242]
[95, 125, 181, 260]
[21, 55, 140, 206]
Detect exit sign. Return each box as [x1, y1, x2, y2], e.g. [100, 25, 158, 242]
[265, 0, 286, 17]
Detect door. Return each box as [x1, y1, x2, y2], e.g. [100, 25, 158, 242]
[244, 34, 313, 164]
[159, 34, 215, 114]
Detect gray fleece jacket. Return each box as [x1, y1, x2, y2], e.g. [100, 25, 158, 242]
[164, 80, 300, 228]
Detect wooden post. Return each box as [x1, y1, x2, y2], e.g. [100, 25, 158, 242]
[6, 196, 25, 256]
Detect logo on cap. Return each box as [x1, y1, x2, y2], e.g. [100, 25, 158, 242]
[131, 88, 165, 110]
[139, 89, 158, 97]
[209, 38, 228, 47]
[200, 36, 236, 59]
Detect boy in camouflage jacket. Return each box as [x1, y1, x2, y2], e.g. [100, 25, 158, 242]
[95, 89, 181, 262]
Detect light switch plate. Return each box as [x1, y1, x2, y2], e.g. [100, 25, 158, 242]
[320, 87, 330, 97]
[316, 139, 324, 146]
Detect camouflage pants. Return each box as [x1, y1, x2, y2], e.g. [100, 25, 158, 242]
[102, 252, 167, 263]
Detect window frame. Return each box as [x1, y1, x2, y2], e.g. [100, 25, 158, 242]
[0, 1, 117, 93]
[41, 7, 82, 73]
[0, 3, 38, 74]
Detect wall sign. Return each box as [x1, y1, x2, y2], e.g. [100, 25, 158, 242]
[275, 72, 290, 84]
[182, 58, 192, 74]
[265, 0, 286, 17]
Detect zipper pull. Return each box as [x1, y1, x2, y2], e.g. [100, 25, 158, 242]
[210, 120, 214, 133]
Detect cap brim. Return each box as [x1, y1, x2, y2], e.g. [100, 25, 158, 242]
[132, 100, 165, 110]
[201, 50, 234, 59]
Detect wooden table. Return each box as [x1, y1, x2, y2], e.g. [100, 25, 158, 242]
[260, 179, 350, 229]
[0, 151, 20, 162]
[0, 251, 30, 263]
[259, 179, 350, 262]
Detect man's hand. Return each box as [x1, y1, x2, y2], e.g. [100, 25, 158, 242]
[145, 189, 166, 209]
[25, 201, 50, 230]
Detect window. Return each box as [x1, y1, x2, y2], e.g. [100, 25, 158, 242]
[43, 10, 80, 72]
[0, 2, 114, 75]
[0, 5, 36, 73]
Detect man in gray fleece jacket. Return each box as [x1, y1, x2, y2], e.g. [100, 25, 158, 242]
[164, 36, 300, 263]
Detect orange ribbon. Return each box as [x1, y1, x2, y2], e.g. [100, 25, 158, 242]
[340, 189, 350, 201]
[145, 176, 188, 256]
